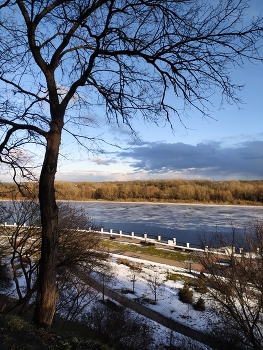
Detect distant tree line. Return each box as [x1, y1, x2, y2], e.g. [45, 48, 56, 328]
[1, 180, 262, 205]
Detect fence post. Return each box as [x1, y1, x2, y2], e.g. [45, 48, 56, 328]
[100, 228, 104, 233]
[131, 232, 134, 238]
[119, 230, 122, 237]
[173, 238, 176, 245]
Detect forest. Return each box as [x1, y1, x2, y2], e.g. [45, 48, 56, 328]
[0, 179, 263, 205]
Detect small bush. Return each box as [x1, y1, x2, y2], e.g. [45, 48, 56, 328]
[195, 278, 208, 294]
[165, 272, 177, 281]
[130, 263, 142, 272]
[117, 258, 142, 272]
[121, 289, 134, 294]
[178, 283, 193, 304]
[140, 240, 155, 246]
[193, 297, 205, 311]
[117, 258, 131, 266]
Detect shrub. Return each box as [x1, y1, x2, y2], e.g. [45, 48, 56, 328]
[178, 283, 193, 304]
[117, 258, 131, 266]
[140, 240, 155, 246]
[165, 272, 177, 281]
[195, 278, 208, 294]
[193, 297, 205, 311]
[117, 258, 142, 272]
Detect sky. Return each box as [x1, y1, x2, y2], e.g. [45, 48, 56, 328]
[56, 0, 263, 183]
[56, 56, 263, 183]
[0, 0, 262, 183]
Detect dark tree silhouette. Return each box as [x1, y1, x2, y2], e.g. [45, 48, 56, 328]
[0, 200, 108, 321]
[199, 221, 263, 349]
[0, 0, 262, 327]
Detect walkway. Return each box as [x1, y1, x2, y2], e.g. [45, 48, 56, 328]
[89, 238, 212, 347]
[86, 274, 214, 348]
[106, 235, 203, 271]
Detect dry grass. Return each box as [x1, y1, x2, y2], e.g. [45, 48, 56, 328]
[116, 257, 142, 271]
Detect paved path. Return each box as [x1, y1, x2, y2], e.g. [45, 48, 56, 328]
[106, 235, 203, 272]
[109, 248, 202, 272]
[86, 274, 214, 348]
[91, 238, 214, 347]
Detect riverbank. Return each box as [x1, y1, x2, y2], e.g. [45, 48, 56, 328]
[1, 179, 263, 206]
[58, 199, 263, 207]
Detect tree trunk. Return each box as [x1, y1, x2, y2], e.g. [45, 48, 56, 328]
[33, 121, 61, 328]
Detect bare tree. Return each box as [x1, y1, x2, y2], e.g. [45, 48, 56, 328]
[0, 199, 41, 314]
[146, 266, 164, 304]
[0, 227, 13, 296]
[0, 0, 262, 327]
[128, 263, 142, 293]
[55, 203, 110, 321]
[199, 221, 263, 350]
[0, 200, 109, 319]
[55, 270, 99, 326]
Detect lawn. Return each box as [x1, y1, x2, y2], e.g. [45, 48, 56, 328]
[105, 239, 200, 263]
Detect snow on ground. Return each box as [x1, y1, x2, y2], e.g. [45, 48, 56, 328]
[0, 253, 214, 349]
[108, 253, 213, 332]
[90, 252, 216, 349]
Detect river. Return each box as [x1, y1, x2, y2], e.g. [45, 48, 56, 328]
[70, 201, 263, 246]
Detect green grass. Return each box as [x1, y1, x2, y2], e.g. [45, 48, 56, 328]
[106, 239, 199, 262]
[166, 272, 196, 284]
[166, 272, 208, 293]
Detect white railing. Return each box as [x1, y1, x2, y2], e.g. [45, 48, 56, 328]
[0, 222, 202, 252]
[1, 223, 249, 255]
[98, 227, 203, 252]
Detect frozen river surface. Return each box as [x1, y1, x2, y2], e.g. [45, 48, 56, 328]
[72, 202, 263, 246]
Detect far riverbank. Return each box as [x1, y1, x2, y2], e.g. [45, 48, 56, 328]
[1, 179, 263, 206]
[58, 199, 263, 207]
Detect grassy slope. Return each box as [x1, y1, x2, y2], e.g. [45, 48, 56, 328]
[0, 240, 197, 350]
[0, 313, 112, 350]
[106, 239, 199, 262]
[0, 311, 185, 350]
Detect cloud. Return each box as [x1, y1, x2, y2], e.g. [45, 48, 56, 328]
[117, 140, 263, 180]
[91, 157, 118, 166]
[56, 169, 132, 182]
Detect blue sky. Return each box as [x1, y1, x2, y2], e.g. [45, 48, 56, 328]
[0, 0, 262, 183]
[54, 0, 263, 183]
[56, 52, 263, 182]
